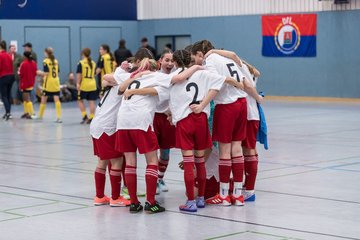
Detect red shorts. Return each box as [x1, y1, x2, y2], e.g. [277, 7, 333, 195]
[153, 113, 176, 149]
[242, 120, 260, 149]
[115, 127, 159, 154]
[175, 112, 212, 151]
[93, 133, 123, 160]
[212, 98, 247, 143]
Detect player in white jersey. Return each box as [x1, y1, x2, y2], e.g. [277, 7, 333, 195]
[203, 49, 263, 202]
[115, 58, 171, 214]
[191, 40, 262, 206]
[154, 50, 175, 193]
[90, 49, 154, 207]
[170, 50, 243, 212]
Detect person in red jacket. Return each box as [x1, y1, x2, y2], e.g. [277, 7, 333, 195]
[19, 51, 37, 119]
[0, 40, 15, 120]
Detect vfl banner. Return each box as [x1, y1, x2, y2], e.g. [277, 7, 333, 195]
[262, 14, 317, 57]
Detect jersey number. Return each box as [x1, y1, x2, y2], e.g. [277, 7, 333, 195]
[186, 82, 200, 105]
[226, 63, 240, 82]
[127, 80, 141, 100]
[98, 89, 111, 107]
[51, 67, 57, 78]
[84, 67, 92, 78]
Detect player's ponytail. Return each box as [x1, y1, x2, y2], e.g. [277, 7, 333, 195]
[101, 44, 114, 62]
[173, 50, 191, 73]
[45, 47, 55, 65]
[23, 51, 33, 61]
[130, 58, 158, 78]
[82, 48, 93, 70]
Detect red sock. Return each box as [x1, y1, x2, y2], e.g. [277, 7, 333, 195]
[244, 155, 258, 190]
[232, 156, 244, 182]
[158, 158, 169, 179]
[109, 168, 122, 200]
[183, 155, 195, 200]
[219, 158, 232, 183]
[145, 164, 158, 205]
[94, 167, 106, 198]
[195, 156, 206, 197]
[124, 165, 138, 204]
[121, 161, 127, 187]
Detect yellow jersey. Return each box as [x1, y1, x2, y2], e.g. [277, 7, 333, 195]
[77, 59, 97, 92]
[43, 58, 60, 92]
[99, 53, 114, 80]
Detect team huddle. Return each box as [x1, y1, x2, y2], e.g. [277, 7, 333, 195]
[89, 40, 264, 214]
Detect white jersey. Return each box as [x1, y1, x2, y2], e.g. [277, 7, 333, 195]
[90, 68, 130, 139]
[169, 69, 225, 125]
[240, 64, 260, 121]
[205, 53, 247, 105]
[155, 69, 171, 113]
[116, 72, 171, 131]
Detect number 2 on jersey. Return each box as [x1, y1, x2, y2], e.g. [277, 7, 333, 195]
[226, 63, 240, 82]
[186, 82, 200, 105]
[127, 80, 141, 100]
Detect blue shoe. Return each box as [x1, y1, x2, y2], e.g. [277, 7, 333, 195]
[244, 192, 256, 202]
[196, 196, 205, 208]
[179, 200, 197, 212]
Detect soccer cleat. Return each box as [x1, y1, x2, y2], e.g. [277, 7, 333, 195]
[231, 194, 245, 206]
[129, 202, 143, 213]
[110, 196, 131, 207]
[145, 202, 166, 214]
[86, 118, 93, 124]
[30, 114, 38, 119]
[93, 195, 110, 206]
[179, 200, 197, 212]
[121, 187, 145, 200]
[244, 191, 256, 202]
[196, 196, 205, 208]
[21, 113, 29, 119]
[80, 115, 88, 124]
[158, 179, 169, 192]
[4, 113, 12, 121]
[205, 194, 231, 206]
[55, 118, 62, 123]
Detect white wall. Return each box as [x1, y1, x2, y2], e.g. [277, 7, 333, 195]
[137, 0, 360, 19]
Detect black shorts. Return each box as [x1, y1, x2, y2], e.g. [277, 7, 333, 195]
[43, 91, 60, 97]
[78, 90, 98, 101]
[22, 89, 32, 93]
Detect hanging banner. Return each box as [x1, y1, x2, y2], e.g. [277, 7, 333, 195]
[262, 14, 317, 57]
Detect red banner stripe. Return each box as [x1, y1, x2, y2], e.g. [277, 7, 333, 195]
[262, 14, 317, 36]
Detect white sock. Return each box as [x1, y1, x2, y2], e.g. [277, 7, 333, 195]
[233, 182, 243, 198]
[219, 182, 229, 198]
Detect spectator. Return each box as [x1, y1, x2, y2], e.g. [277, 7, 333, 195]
[62, 73, 78, 101]
[9, 44, 22, 104]
[114, 39, 132, 67]
[0, 40, 15, 120]
[140, 37, 156, 58]
[23, 42, 37, 63]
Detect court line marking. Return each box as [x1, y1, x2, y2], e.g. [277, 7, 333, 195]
[168, 211, 360, 240]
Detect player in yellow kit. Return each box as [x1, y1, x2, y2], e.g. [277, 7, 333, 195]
[77, 48, 97, 124]
[96, 44, 115, 97]
[38, 47, 62, 123]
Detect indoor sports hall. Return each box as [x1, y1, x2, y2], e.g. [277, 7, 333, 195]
[0, 1, 359, 240]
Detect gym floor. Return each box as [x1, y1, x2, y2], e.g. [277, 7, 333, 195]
[0, 100, 359, 240]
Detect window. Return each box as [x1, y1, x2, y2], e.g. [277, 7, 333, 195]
[155, 35, 191, 56]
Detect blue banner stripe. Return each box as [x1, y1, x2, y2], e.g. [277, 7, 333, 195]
[262, 36, 316, 57]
